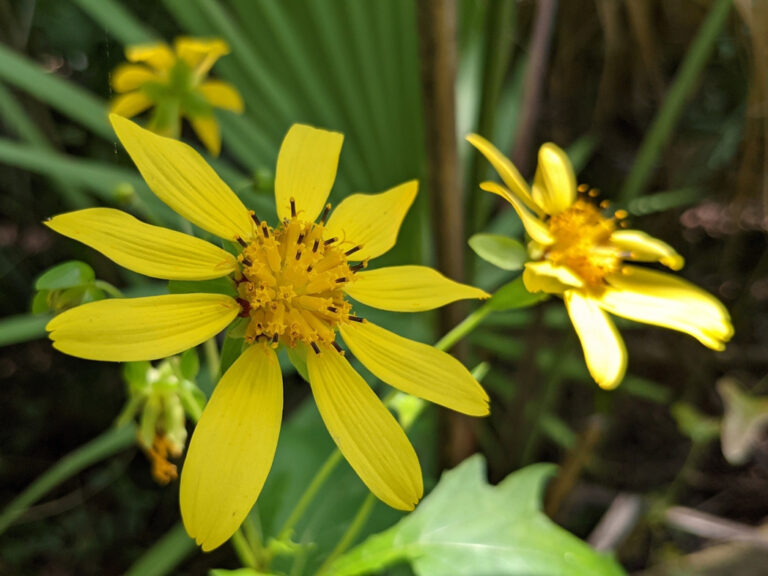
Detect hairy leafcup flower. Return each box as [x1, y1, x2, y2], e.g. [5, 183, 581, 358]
[45, 116, 490, 550]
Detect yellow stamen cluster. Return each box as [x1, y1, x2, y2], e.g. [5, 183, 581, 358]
[544, 193, 621, 287]
[236, 202, 364, 350]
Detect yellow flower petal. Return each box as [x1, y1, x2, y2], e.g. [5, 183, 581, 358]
[523, 261, 584, 294]
[324, 180, 418, 261]
[274, 124, 344, 222]
[126, 43, 175, 71]
[610, 229, 685, 270]
[110, 114, 253, 241]
[174, 37, 229, 76]
[47, 294, 238, 362]
[465, 134, 542, 216]
[198, 80, 244, 112]
[599, 266, 734, 350]
[45, 208, 237, 281]
[339, 321, 489, 416]
[111, 64, 156, 93]
[480, 181, 554, 245]
[564, 290, 627, 390]
[344, 265, 489, 312]
[180, 344, 282, 551]
[306, 346, 423, 510]
[190, 114, 221, 157]
[109, 91, 153, 118]
[532, 143, 577, 215]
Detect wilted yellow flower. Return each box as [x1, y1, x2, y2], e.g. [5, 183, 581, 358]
[45, 115, 490, 551]
[110, 38, 243, 156]
[468, 134, 733, 390]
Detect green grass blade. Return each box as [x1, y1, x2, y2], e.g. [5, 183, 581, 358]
[0, 424, 136, 536]
[70, 0, 156, 44]
[0, 83, 90, 208]
[124, 522, 196, 576]
[0, 43, 111, 139]
[619, 0, 733, 202]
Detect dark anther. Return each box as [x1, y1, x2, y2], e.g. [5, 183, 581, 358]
[236, 298, 251, 318]
[327, 306, 338, 313]
[332, 341, 344, 353]
[335, 277, 347, 284]
[312, 239, 320, 253]
[348, 315, 364, 322]
[297, 233, 305, 244]
[251, 213, 261, 225]
[290, 197, 297, 218]
[324, 237, 337, 246]
[261, 223, 270, 239]
[320, 203, 331, 224]
[306, 264, 314, 272]
[350, 262, 366, 272]
[295, 250, 303, 261]
[242, 258, 252, 267]
[310, 342, 320, 354]
[272, 333, 279, 344]
[237, 237, 248, 247]
[345, 245, 361, 257]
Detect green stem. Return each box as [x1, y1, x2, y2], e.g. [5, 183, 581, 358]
[0, 424, 136, 535]
[124, 522, 196, 576]
[230, 529, 257, 569]
[203, 338, 220, 382]
[618, 0, 732, 202]
[279, 450, 344, 538]
[317, 494, 377, 575]
[435, 302, 493, 351]
[93, 280, 124, 298]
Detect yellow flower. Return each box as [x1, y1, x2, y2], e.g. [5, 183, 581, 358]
[45, 115, 491, 551]
[110, 37, 243, 156]
[468, 134, 734, 390]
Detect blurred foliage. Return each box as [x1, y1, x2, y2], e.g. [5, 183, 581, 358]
[1, 0, 767, 574]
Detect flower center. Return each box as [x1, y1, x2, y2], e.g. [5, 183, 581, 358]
[236, 200, 364, 350]
[544, 197, 620, 287]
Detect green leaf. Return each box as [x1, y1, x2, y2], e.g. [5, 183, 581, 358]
[326, 455, 625, 576]
[31, 290, 50, 314]
[168, 277, 237, 298]
[489, 276, 548, 311]
[180, 348, 200, 380]
[468, 233, 528, 271]
[35, 261, 95, 291]
[218, 332, 245, 380]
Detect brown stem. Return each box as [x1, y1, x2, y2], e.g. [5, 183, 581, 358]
[417, 0, 474, 465]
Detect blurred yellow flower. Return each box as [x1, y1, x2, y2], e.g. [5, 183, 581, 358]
[45, 115, 490, 551]
[468, 134, 734, 390]
[110, 38, 243, 156]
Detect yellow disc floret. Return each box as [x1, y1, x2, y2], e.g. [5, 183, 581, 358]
[544, 195, 621, 288]
[235, 199, 364, 350]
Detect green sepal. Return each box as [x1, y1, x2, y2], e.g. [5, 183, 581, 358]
[469, 233, 528, 271]
[35, 260, 95, 291]
[285, 343, 309, 383]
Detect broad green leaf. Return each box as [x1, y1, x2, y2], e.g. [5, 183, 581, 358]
[35, 261, 95, 291]
[469, 233, 527, 271]
[327, 455, 625, 576]
[489, 276, 548, 311]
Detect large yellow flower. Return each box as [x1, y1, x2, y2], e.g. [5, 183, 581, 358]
[45, 115, 490, 551]
[110, 38, 243, 156]
[468, 134, 734, 390]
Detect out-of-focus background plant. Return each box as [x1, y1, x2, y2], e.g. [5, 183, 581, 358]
[1, 0, 766, 574]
